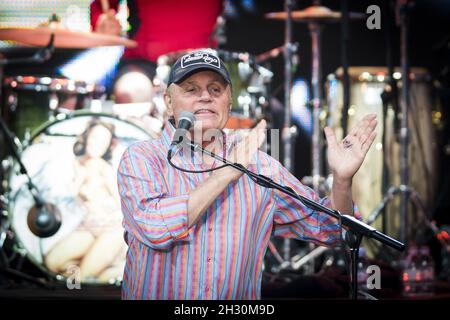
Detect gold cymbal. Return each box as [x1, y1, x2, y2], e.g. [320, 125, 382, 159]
[0, 26, 137, 49]
[265, 5, 365, 23]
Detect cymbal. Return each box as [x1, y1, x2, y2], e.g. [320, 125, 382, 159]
[0, 27, 137, 49]
[265, 5, 366, 23]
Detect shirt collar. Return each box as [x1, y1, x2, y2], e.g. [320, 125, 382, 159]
[161, 120, 176, 149]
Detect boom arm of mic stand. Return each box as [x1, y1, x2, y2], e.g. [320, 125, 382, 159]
[0, 116, 44, 208]
[169, 139, 405, 252]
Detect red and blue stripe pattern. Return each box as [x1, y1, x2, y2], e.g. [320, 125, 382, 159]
[117, 123, 358, 299]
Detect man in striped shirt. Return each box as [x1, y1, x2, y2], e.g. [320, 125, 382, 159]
[117, 50, 377, 299]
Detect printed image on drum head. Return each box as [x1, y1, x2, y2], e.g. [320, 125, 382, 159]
[8, 113, 151, 284]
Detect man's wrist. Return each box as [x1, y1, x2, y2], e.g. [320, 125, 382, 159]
[212, 166, 240, 183]
[332, 175, 352, 190]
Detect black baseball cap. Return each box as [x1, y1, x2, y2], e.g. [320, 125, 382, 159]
[167, 50, 231, 86]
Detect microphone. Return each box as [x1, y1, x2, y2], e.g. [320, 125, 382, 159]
[27, 202, 62, 238]
[170, 111, 196, 148]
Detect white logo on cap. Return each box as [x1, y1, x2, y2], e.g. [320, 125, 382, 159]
[181, 52, 221, 69]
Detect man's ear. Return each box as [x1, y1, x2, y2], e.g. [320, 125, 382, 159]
[163, 90, 174, 117]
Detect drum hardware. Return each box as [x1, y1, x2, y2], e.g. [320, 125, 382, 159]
[0, 36, 64, 287]
[266, 3, 366, 194]
[3, 74, 106, 141]
[365, 186, 450, 275]
[0, 34, 55, 67]
[5, 112, 150, 285]
[0, 25, 137, 50]
[264, 0, 316, 270]
[363, 1, 429, 247]
[397, 0, 416, 246]
[265, 2, 365, 273]
[327, 65, 438, 268]
[265, 4, 366, 22]
[0, 64, 62, 240]
[340, 0, 351, 138]
[366, 186, 429, 228]
[0, 195, 10, 249]
[291, 246, 328, 271]
[0, 121, 56, 288]
[254, 45, 285, 64]
[212, 12, 227, 49]
[279, 0, 297, 266]
[269, 244, 330, 273]
[0, 104, 62, 239]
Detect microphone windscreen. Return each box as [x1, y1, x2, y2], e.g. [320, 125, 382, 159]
[178, 111, 196, 127]
[27, 202, 62, 238]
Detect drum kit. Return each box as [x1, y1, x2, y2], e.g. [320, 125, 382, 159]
[0, 11, 275, 288]
[0, 21, 154, 287]
[266, 2, 441, 281]
[0, 1, 442, 293]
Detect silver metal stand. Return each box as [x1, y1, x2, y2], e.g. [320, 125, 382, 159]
[308, 21, 324, 194]
[0, 37, 56, 288]
[281, 0, 297, 263]
[398, 0, 410, 245]
[366, 0, 424, 247]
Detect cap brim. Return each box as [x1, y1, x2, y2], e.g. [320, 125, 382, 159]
[172, 66, 231, 85]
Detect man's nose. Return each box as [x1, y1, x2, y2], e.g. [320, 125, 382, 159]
[199, 88, 213, 100]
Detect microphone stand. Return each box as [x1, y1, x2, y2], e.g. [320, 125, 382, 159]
[0, 35, 56, 288]
[0, 118, 45, 206]
[0, 34, 57, 213]
[0, 117, 54, 287]
[168, 141, 405, 300]
[0, 35, 55, 217]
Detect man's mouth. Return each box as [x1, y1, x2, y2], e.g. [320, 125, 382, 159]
[194, 109, 216, 115]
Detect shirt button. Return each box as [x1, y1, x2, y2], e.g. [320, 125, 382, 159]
[207, 258, 212, 262]
[208, 227, 213, 232]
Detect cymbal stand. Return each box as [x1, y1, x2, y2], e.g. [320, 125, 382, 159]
[279, 0, 300, 265]
[340, 0, 350, 136]
[300, 2, 328, 196]
[308, 20, 324, 194]
[0, 35, 54, 66]
[398, 0, 413, 245]
[365, 0, 425, 248]
[297, 2, 328, 275]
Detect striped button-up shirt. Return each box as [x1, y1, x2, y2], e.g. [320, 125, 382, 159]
[117, 122, 356, 299]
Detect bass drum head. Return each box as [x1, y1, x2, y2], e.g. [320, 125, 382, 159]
[8, 112, 151, 284]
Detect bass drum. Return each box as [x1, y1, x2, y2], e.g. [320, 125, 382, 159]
[2, 75, 104, 140]
[327, 67, 439, 240]
[7, 112, 151, 285]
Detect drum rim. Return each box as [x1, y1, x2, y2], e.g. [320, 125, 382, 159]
[332, 66, 432, 83]
[3, 75, 102, 94]
[7, 111, 151, 285]
[4, 75, 94, 85]
[25, 110, 151, 147]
